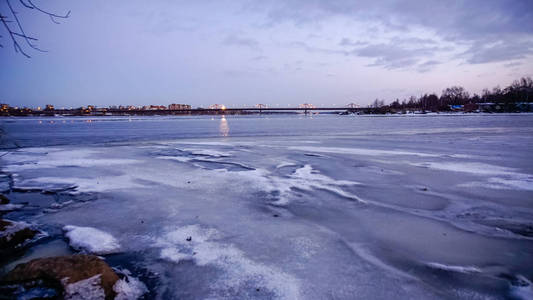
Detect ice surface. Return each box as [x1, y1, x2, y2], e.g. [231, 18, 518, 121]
[508, 275, 533, 300]
[182, 148, 232, 157]
[63, 225, 121, 255]
[2, 114, 533, 299]
[157, 155, 192, 162]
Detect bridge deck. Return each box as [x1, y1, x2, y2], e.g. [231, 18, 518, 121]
[26, 107, 370, 115]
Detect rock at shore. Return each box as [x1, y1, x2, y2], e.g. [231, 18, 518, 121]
[0, 219, 38, 254]
[1, 255, 120, 300]
[0, 194, 9, 204]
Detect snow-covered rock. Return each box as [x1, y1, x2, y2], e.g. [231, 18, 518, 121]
[63, 225, 121, 255]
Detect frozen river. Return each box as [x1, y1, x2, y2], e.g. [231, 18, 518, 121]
[1, 114, 533, 299]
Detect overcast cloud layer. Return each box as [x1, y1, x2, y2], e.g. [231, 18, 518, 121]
[1, 0, 532, 107]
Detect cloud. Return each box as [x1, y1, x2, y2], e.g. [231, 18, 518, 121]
[222, 34, 260, 49]
[504, 61, 523, 68]
[347, 43, 446, 71]
[389, 37, 438, 46]
[460, 40, 533, 64]
[338, 38, 367, 47]
[417, 60, 441, 72]
[247, 0, 533, 65]
[285, 36, 446, 72]
[288, 41, 345, 55]
[255, 0, 533, 38]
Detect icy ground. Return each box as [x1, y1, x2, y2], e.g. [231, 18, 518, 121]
[1, 114, 533, 299]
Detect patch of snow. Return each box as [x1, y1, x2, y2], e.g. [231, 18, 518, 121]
[157, 224, 301, 299]
[63, 225, 121, 255]
[425, 262, 482, 273]
[113, 270, 148, 300]
[487, 177, 533, 191]
[2, 148, 139, 172]
[288, 146, 440, 157]
[50, 200, 74, 209]
[0, 203, 24, 211]
[63, 274, 105, 300]
[217, 164, 364, 206]
[160, 247, 191, 263]
[276, 162, 297, 169]
[14, 175, 144, 194]
[0, 220, 32, 240]
[413, 162, 521, 176]
[415, 162, 533, 191]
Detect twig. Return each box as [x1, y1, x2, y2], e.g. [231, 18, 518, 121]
[0, 14, 30, 57]
[6, 0, 45, 52]
[26, 0, 70, 23]
[0, 0, 70, 57]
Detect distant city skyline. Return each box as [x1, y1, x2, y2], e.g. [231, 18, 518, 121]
[1, 0, 532, 108]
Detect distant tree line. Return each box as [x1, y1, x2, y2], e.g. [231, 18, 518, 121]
[373, 77, 533, 112]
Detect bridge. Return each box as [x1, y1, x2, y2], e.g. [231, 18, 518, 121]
[9, 104, 374, 116]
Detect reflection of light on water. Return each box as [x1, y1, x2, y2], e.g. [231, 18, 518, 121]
[219, 115, 229, 137]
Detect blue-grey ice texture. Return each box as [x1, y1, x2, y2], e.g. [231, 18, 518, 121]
[1, 114, 533, 299]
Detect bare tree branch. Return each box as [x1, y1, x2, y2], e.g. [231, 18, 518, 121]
[0, 14, 30, 57]
[1, 0, 69, 58]
[6, 0, 45, 52]
[25, 0, 70, 23]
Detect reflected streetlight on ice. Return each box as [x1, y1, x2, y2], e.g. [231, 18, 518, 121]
[219, 115, 229, 137]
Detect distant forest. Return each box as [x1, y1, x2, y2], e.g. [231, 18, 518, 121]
[373, 77, 533, 112]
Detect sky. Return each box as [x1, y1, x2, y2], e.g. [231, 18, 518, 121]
[1, 0, 533, 108]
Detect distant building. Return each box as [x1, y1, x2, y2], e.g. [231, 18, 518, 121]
[516, 102, 533, 112]
[299, 103, 316, 109]
[464, 103, 478, 112]
[1, 104, 10, 112]
[477, 103, 496, 112]
[168, 103, 191, 110]
[45, 104, 55, 111]
[143, 105, 167, 110]
[208, 104, 226, 109]
[449, 105, 464, 111]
